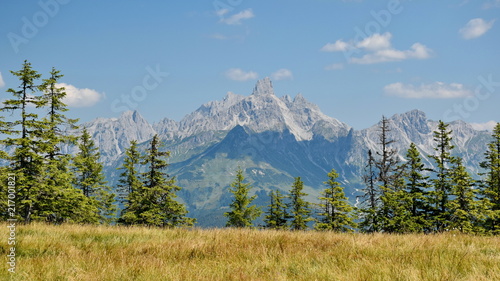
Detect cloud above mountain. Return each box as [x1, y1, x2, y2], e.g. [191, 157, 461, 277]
[57, 83, 103, 107]
[225, 68, 258, 81]
[321, 32, 432, 64]
[384, 82, 471, 99]
[271, 69, 293, 80]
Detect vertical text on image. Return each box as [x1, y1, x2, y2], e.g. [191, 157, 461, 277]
[6, 173, 17, 274]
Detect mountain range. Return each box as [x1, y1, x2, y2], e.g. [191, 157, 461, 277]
[84, 78, 493, 226]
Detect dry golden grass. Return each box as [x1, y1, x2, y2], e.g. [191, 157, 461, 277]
[1, 223, 500, 280]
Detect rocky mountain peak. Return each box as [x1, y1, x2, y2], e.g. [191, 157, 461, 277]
[252, 77, 274, 96]
[390, 109, 430, 134]
[293, 93, 306, 103]
[119, 110, 142, 122]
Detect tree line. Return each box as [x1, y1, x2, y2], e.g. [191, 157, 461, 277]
[356, 117, 500, 234]
[0, 61, 193, 227]
[1, 62, 499, 234]
[227, 117, 500, 234]
[0, 61, 113, 224]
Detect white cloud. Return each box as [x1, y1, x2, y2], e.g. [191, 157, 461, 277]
[220, 9, 254, 25]
[357, 32, 392, 50]
[459, 18, 495, 39]
[322, 33, 432, 65]
[56, 83, 103, 107]
[324, 63, 344, 70]
[0, 72, 5, 88]
[384, 82, 472, 99]
[351, 41, 432, 64]
[321, 40, 350, 52]
[470, 121, 498, 131]
[271, 69, 293, 80]
[225, 68, 258, 81]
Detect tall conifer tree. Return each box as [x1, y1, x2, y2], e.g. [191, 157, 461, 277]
[375, 116, 402, 232]
[117, 140, 142, 202]
[264, 189, 289, 229]
[139, 135, 194, 227]
[36, 68, 87, 223]
[288, 177, 311, 230]
[448, 159, 485, 233]
[480, 123, 500, 233]
[73, 129, 116, 224]
[398, 143, 432, 232]
[1, 61, 45, 222]
[359, 150, 381, 232]
[224, 168, 261, 228]
[429, 120, 455, 231]
[118, 140, 145, 225]
[315, 169, 357, 232]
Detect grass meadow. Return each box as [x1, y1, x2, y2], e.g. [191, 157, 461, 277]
[1, 223, 500, 280]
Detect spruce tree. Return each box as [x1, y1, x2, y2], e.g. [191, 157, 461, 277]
[264, 189, 289, 229]
[224, 168, 261, 228]
[479, 123, 500, 233]
[73, 129, 116, 224]
[375, 116, 402, 232]
[315, 169, 357, 232]
[140, 135, 194, 227]
[400, 143, 432, 232]
[358, 150, 381, 232]
[117, 140, 142, 202]
[117, 140, 144, 225]
[447, 159, 485, 233]
[1, 60, 46, 222]
[288, 177, 312, 230]
[36, 68, 88, 223]
[428, 120, 455, 231]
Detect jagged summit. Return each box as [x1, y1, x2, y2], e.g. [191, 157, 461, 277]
[252, 77, 275, 96]
[119, 110, 142, 122]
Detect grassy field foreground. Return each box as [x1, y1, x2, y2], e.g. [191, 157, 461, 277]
[1, 223, 500, 280]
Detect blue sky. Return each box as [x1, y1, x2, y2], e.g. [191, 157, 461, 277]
[0, 0, 499, 130]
